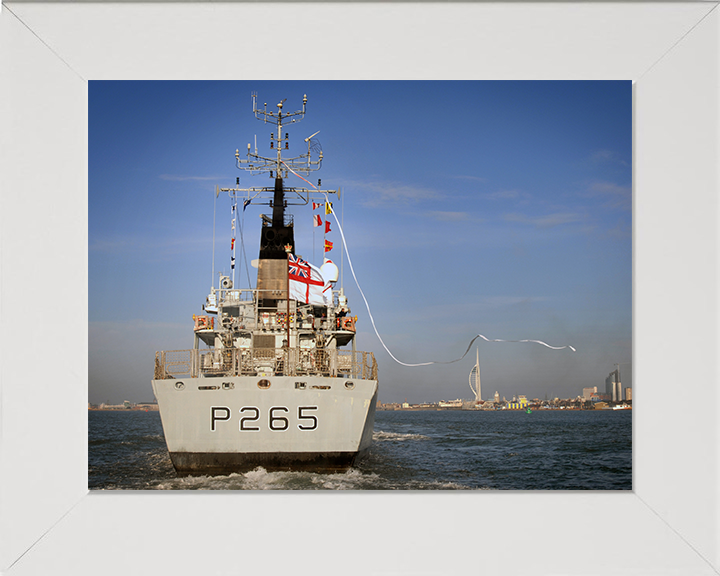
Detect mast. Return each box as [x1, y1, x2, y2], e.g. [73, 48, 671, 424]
[214, 93, 339, 343]
[228, 94, 317, 308]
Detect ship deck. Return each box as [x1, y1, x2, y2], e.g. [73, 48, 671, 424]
[155, 346, 378, 380]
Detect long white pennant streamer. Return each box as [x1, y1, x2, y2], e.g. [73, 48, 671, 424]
[281, 162, 576, 367]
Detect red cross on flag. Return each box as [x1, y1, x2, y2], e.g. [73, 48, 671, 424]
[288, 254, 331, 306]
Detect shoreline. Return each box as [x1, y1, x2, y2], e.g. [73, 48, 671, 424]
[89, 407, 159, 412]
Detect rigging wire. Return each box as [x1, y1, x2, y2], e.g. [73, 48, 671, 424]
[239, 208, 253, 289]
[211, 187, 217, 289]
[231, 193, 237, 288]
[281, 161, 576, 366]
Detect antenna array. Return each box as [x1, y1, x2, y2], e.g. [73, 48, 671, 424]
[235, 93, 323, 178]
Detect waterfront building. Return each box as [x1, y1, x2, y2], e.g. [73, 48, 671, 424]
[625, 388, 632, 401]
[583, 386, 598, 400]
[605, 369, 622, 402]
[135, 403, 160, 411]
[507, 397, 529, 410]
[438, 399, 463, 408]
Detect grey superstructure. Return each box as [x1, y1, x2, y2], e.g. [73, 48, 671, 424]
[152, 94, 378, 475]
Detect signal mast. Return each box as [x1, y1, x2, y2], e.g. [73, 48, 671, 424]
[217, 93, 339, 309]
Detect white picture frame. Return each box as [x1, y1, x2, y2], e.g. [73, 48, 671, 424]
[1, 2, 718, 574]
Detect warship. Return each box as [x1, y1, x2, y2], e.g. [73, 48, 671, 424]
[152, 93, 378, 475]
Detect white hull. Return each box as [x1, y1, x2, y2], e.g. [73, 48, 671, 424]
[152, 375, 378, 474]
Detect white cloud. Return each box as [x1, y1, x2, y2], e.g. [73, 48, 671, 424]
[424, 211, 470, 222]
[452, 175, 488, 183]
[89, 238, 134, 252]
[607, 218, 631, 239]
[90, 233, 212, 255]
[503, 211, 585, 228]
[481, 189, 532, 201]
[392, 296, 550, 322]
[583, 181, 632, 210]
[587, 181, 630, 196]
[339, 179, 440, 206]
[482, 296, 549, 306]
[159, 174, 225, 182]
[589, 149, 629, 167]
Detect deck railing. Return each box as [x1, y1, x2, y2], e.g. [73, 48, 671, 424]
[154, 348, 378, 381]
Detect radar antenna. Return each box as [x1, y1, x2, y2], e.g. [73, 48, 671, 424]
[235, 93, 323, 178]
[220, 93, 338, 220]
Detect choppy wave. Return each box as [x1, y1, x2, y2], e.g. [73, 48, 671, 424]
[373, 430, 429, 442]
[89, 408, 632, 490]
[151, 467, 382, 490]
[148, 466, 474, 491]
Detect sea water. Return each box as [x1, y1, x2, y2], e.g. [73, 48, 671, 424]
[89, 409, 631, 490]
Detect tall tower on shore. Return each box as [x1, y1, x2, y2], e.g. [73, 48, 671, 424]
[468, 348, 482, 403]
[605, 368, 622, 402]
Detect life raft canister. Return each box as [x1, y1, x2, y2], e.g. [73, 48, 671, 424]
[341, 316, 356, 332]
[193, 314, 214, 331]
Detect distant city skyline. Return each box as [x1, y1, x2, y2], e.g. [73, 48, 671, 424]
[89, 80, 632, 404]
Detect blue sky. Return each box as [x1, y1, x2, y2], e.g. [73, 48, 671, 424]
[89, 80, 631, 404]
